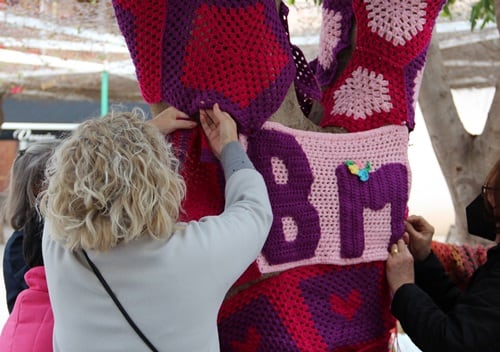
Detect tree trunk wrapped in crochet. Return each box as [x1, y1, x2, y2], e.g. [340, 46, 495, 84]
[112, 0, 445, 350]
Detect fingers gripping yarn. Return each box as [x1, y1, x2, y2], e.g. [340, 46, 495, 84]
[112, 0, 298, 135]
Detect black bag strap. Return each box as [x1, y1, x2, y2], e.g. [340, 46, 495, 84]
[82, 250, 159, 352]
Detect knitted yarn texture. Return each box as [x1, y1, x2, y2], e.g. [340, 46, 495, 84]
[311, 0, 354, 89]
[112, 0, 298, 135]
[243, 123, 410, 273]
[111, 0, 446, 351]
[320, 0, 446, 131]
[431, 241, 489, 291]
[219, 262, 394, 352]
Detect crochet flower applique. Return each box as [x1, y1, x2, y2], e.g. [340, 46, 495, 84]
[345, 160, 371, 182]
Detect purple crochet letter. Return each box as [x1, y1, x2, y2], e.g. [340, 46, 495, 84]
[336, 163, 408, 258]
[247, 129, 321, 265]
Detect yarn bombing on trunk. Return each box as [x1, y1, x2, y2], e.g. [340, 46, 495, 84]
[320, 0, 446, 131]
[112, 0, 446, 350]
[113, 0, 297, 135]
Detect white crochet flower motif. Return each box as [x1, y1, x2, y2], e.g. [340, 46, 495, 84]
[364, 0, 427, 46]
[318, 8, 343, 70]
[332, 66, 393, 120]
[412, 68, 424, 110]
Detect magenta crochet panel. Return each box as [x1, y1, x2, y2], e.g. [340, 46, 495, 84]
[112, 0, 298, 134]
[320, 0, 446, 131]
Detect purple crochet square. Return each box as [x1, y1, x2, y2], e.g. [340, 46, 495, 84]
[299, 264, 386, 350]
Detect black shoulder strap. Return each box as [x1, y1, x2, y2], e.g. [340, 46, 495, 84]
[82, 250, 159, 352]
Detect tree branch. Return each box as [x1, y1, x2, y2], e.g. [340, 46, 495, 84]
[480, 82, 500, 169]
[480, 0, 500, 170]
[418, 33, 470, 178]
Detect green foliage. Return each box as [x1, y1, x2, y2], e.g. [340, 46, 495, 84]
[442, 0, 496, 31]
[287, 0, 496, 32]
[286, 0, 323, 5]
[470, 0, 496, 30]
[441, 0, 457, 18]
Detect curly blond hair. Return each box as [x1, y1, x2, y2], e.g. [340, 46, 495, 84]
[40, 109, 185, 251]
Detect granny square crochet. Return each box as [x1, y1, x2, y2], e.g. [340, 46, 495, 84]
[311, 0, 355, 88]
[320, 0, 446, 131]
[110, 0, 446, 350]
[219, 262, 395, 351]
[431, 241, 489, 290]
[112, 0, 298, 135]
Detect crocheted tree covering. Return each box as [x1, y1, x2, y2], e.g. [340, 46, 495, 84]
[172, 123, 410, 275]
[173, 122, 407, 351]
[431, 241, 489, 291]
[219, 262, 395, 352]
[111, 0, 445, 351]
[169, 127, 225, 222]
[319, 0, 446, 132]
[112, 0, 299, 135]
[310, 0, 354, 88]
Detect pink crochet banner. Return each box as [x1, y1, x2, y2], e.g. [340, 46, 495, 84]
[242, 123, 411, 273]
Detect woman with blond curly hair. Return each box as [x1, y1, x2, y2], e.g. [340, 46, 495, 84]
[41, 105, 273, 352]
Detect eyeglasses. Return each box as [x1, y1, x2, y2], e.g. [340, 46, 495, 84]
[482, 185, 499, 196]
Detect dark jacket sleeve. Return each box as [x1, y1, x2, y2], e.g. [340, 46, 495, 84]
[3, 231, 28, 313]
[414, 251, 462, 312]
[391, 250, 500, 352]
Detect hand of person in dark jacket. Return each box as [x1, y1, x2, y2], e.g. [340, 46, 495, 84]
[405, 215, 434, 262]
[386, 239, 415, 294]
[200, 103, 238, 159]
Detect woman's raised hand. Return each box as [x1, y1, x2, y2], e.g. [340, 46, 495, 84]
[148, 106, 197, 135]
[200, 103, 238, 159]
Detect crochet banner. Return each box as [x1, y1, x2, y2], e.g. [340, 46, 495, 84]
[242, 123, 410, 273]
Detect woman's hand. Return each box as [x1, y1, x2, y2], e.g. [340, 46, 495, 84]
[386, 239, 415, 294]
[405, 215, 434, 262]
[147, 106, 197, 135]
[200, 103, 238, 159]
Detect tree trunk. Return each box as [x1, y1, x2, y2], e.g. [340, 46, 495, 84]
[419, 28, 500, 244]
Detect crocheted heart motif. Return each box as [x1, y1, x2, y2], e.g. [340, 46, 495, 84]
[231, 327, 261, 351]
[330, 289, 362, 320]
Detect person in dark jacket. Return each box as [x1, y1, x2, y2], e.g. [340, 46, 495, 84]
[386, 157, 500, 352]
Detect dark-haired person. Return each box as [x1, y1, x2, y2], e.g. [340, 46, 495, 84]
[387, 157, 500, 351]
